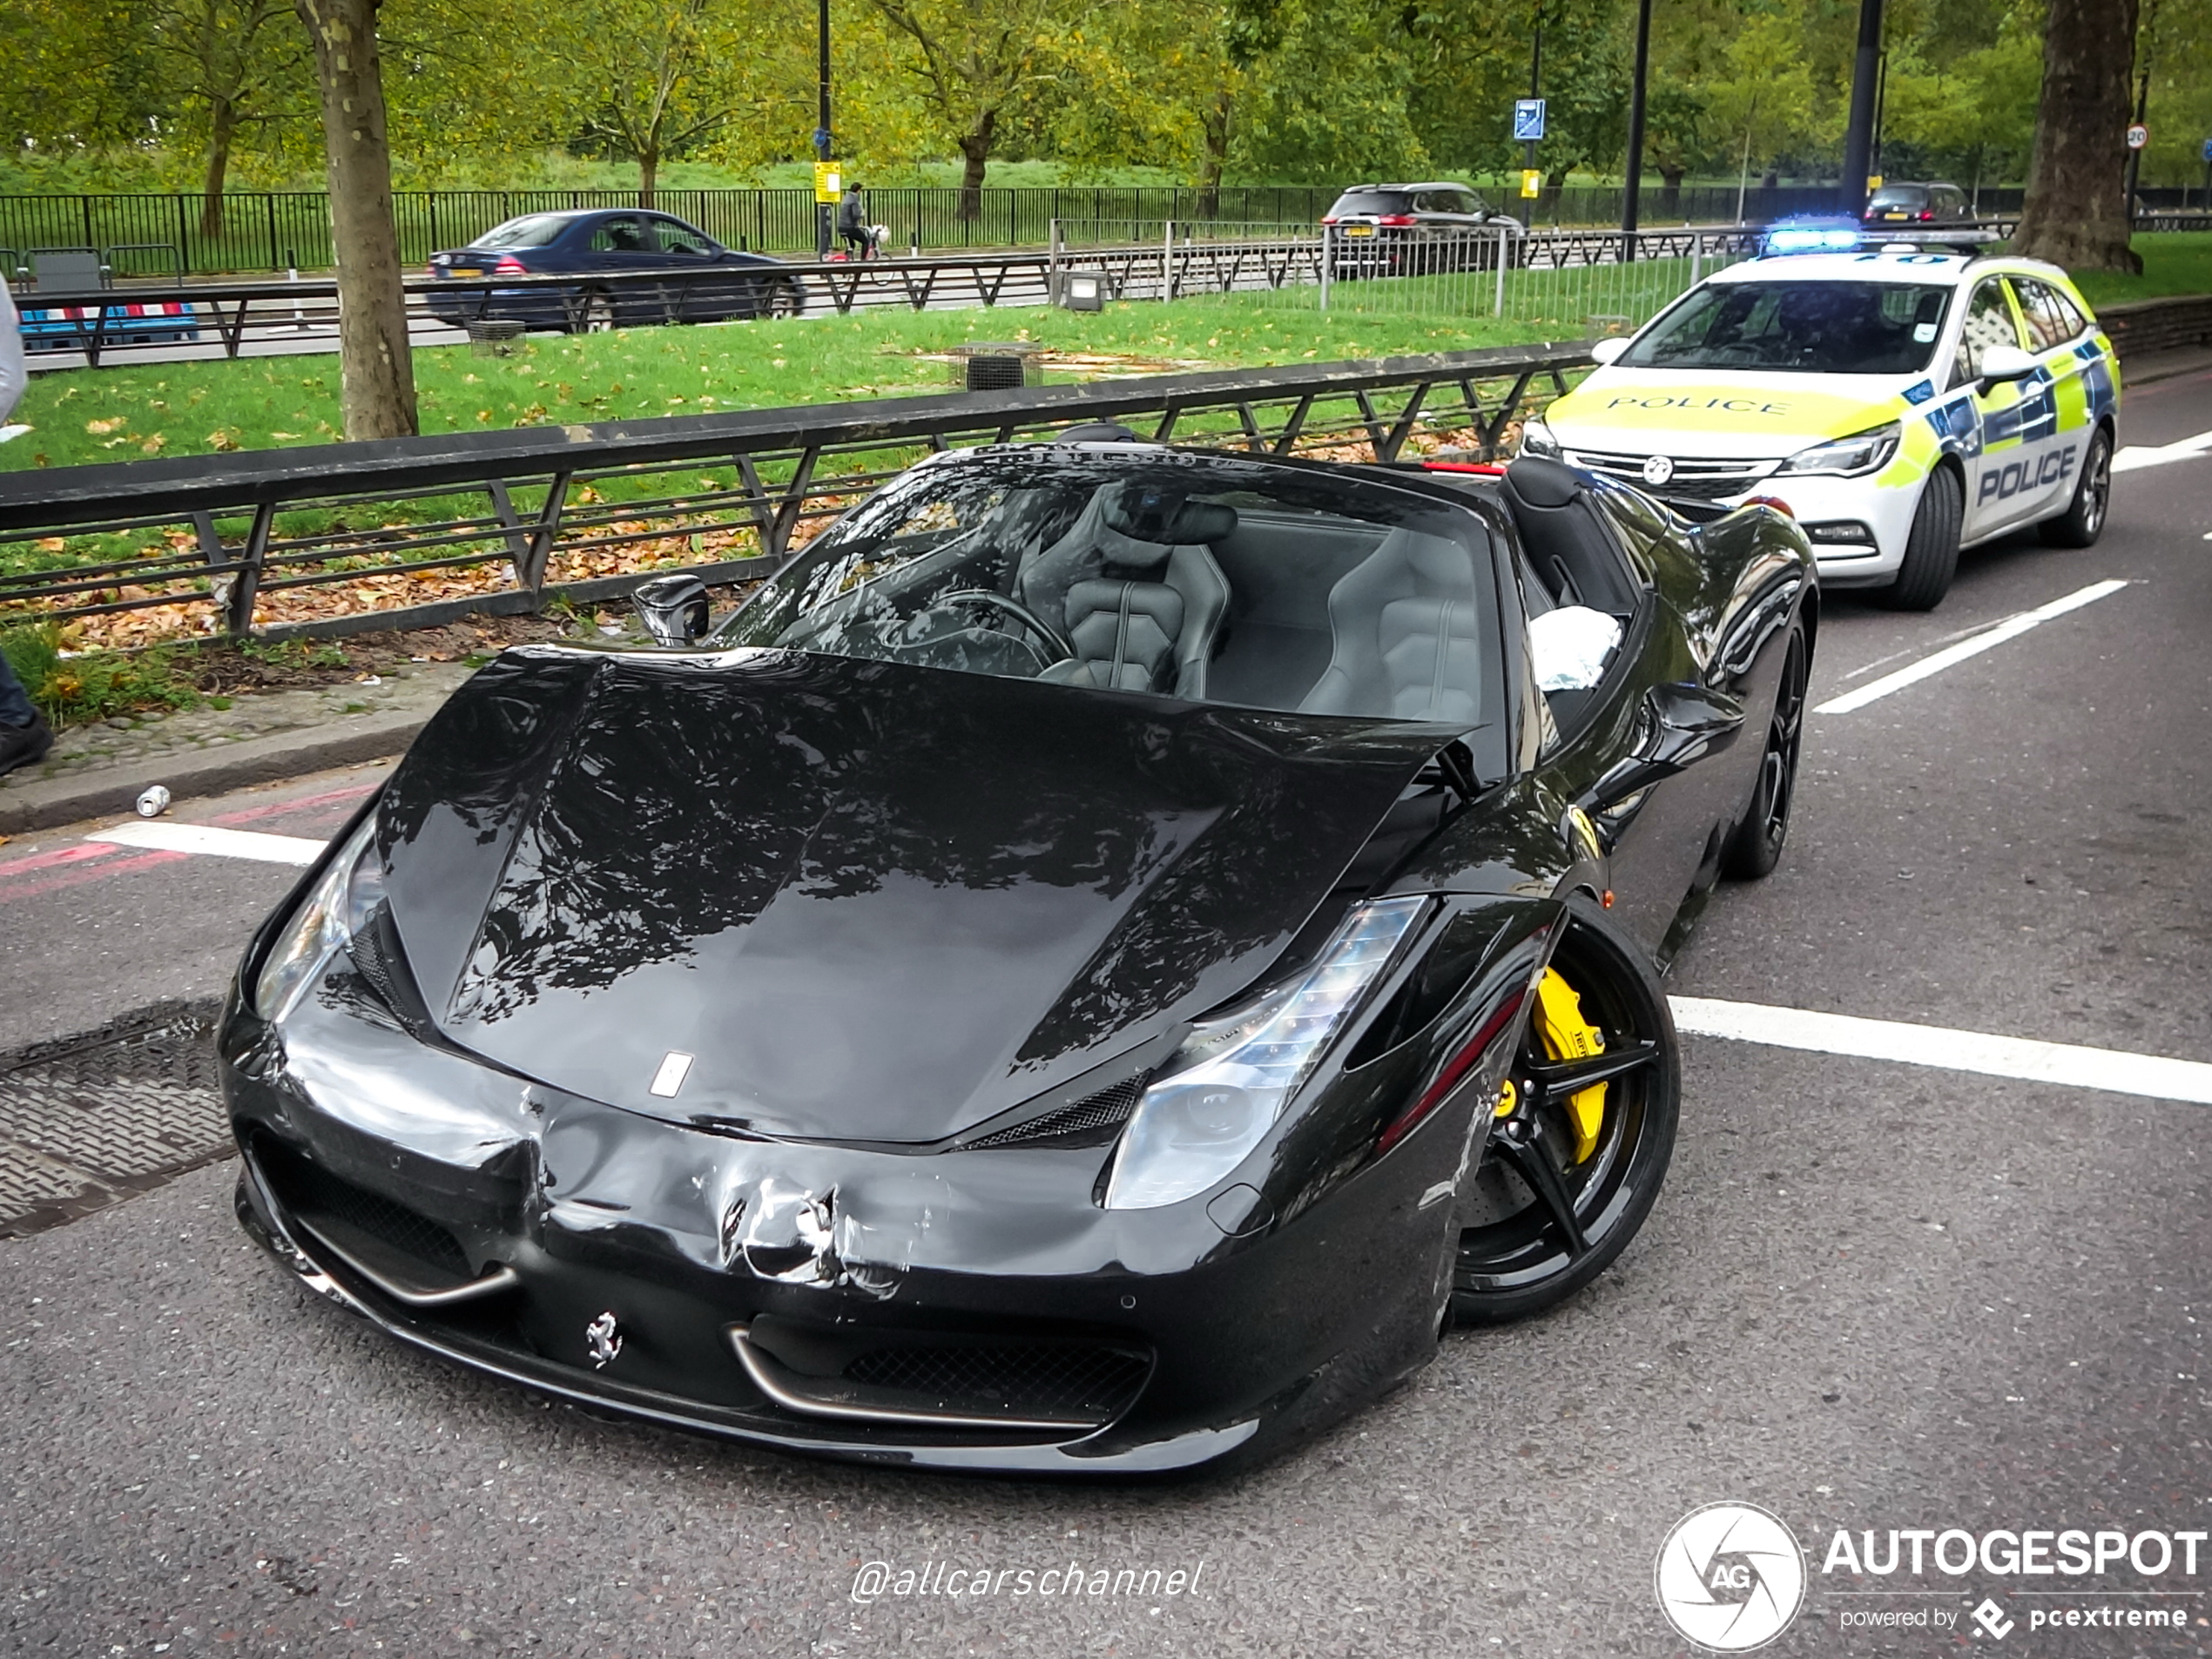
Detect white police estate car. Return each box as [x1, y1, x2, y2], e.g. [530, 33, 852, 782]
[1520, 240, 2120, 609]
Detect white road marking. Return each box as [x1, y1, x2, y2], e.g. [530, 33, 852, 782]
[2113, 428, 2212, 474]
[87, 821, 326, 866]
[1670, 996, 2212, 1106]
[1811, 579, 2130, 714]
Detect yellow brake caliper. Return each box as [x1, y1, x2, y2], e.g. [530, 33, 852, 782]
[1534, 968, 1608, 1163]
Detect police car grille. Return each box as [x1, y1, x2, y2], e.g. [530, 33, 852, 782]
[1566, 448, 1779, 499]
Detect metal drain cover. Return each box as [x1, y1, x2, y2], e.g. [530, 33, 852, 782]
[0, 1000, 228, 1237]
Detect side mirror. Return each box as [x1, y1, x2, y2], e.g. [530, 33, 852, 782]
[1584, 683, 1745, 813]
[1589, 335, 1631, 366]
[1977, 343, 2038, 392]
[631, 573, 711, 647]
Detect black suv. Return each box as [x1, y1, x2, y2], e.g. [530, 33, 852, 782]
[1322, 182, 1524, 277]
[1862, 182, 1973, 227]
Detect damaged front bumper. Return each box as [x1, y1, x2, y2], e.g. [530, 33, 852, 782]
[219, 977, 1459, 1476]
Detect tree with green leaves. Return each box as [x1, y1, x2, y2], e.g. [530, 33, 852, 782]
[144, 0, 311, 235]
[2012, 0, 2139, 270]
[295, 0, 417, 438]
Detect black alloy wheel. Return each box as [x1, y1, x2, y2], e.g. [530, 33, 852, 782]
[1721, 620, 1809, 880]
[1452, 899, 1681, 1325]
[769, 282, 804, 320]
[577, 290, 617, 334]
[1883, 462, 1963, 611]
[2038, 425, 2113, 548]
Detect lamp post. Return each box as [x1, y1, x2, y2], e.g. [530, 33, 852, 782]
[814, 0, 833, 259]
[1837, 0, 1885, 219]
[1620, 0, 1653, 260]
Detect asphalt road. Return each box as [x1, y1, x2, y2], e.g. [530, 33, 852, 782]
[3, 368, 2211, 1657]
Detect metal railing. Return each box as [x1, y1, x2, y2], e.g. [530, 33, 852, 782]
[0, 344, 1591, 639]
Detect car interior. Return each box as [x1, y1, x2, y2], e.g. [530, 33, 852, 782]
[746, 458, 1647, 737]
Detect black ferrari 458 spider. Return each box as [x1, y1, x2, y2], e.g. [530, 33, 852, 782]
[219, 441, 1815, 1475]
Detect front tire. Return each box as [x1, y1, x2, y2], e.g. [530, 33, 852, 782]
[2038, 425, 2113, 548]
[1882, 462, 1963, 610]
[1451, 899, 1681, 1325]
[1721, 620, 1808, 880]
[768, 282, 803, 320]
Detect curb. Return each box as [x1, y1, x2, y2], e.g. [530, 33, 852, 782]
[0, 705, 423, 835]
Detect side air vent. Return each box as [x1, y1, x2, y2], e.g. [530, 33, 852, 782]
[963, 1076, 1145, 1150]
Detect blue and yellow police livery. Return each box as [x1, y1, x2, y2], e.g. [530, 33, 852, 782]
[1521, 246, 2120, 610]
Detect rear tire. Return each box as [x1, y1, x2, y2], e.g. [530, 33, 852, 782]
[2038, 425, 2113, 548]
[1881, 463, 1962, 611]
[1451, 898, 1680, 1325]
[1721, 621, 1808, 880]
[573, 290, 616, 334]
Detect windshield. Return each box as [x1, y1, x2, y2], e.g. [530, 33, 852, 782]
[471, 214, 575, 251]
[1620, 280, 1953, 374]
[721, 452, 1503, 727]
[1329, 191, 1411, 217]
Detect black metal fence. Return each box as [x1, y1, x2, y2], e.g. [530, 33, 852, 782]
[2, 180, 2107, 278]
[0, 344, 1590, 638]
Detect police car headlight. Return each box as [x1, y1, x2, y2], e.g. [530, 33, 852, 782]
[1519, 418, 1562, 459]
[1777, 421, 1901, 477]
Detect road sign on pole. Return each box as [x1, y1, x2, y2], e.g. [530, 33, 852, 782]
[2126, 124, 2149, 151]
[1514, 99, 1547, 142]
[2202, 137, 2212, 162]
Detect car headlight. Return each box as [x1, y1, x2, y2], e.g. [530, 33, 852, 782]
[254, 815, 385, 1023]
[1776, 420, 1901, 477]
[1518, 418, 1562, 458]
[1103, 897, 1427, 1210]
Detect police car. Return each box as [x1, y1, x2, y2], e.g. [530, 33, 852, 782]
[1519, 236, 2120, 609]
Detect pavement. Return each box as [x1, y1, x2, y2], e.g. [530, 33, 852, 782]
[1, 363, 2210, 1656]
[0, 663, 471, 836]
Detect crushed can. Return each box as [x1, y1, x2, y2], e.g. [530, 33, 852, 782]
[134, 785, 172, 819]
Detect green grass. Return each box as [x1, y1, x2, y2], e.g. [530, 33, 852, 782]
[0, 620, 212, 728]
[3, 296, 1556, 477]
[2069, 233, 2212, 309]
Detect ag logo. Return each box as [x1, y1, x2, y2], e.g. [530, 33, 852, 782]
[1655, 1502, 1806, 1651]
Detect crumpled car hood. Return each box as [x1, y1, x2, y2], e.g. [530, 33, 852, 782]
[374, 646, 1459, 1143]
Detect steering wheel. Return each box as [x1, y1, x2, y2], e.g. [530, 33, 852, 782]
[922, 589, 1074, 661]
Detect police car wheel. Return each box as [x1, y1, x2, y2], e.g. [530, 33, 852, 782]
[1883, 464, 1963, 611]
[2038, 426, 2113, 550]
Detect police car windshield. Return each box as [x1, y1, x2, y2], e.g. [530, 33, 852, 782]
[1622, 280, 1952, 374]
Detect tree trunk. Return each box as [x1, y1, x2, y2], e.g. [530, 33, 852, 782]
[1657, 163, 1683, 219]
[199, 98, 235, 240]
[2012, 0, 2141, 272]
[639, 149, 658, 209]
[956, 110, 995, 222]
[1196, 88, 1231, 219]
[295, 0, 418, 441]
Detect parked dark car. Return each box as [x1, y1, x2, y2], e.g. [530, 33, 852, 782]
[425, 210, 805, 333]
[220, 438, 1816, 1477]
[1324, 182, 1525, 278]
[1862, 182, 1972, 227]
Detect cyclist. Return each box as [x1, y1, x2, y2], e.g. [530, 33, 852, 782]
[837, 185, 873, 259]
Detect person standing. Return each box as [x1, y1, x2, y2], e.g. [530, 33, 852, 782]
[0, 279, 54, 778]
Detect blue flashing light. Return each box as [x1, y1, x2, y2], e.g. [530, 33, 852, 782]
[1762, 215, 1865, 255]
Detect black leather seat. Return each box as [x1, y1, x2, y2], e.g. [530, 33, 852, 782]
[1298, 528, 1488, 724]
[1501, 456, 1637, 616]
[1021, 483, 1233, 697]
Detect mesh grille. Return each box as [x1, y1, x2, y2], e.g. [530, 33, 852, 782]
[269, 1149, 472, 1282]
[843, 1344, 1149, 1420]
[964, 1077, 1144, 1150]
